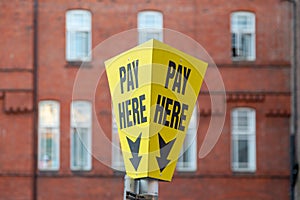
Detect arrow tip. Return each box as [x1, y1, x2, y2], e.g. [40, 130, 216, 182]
[130, 154, 142, 171]
[156, 133, 176, 173]
[156, 156, 170, 173]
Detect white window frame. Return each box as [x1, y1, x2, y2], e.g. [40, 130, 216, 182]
[177, 106, 197, 172]
[38, 100, 60, 171]
[231, 12, 255, 61]
[111, 107, 125, 171]
[138, 11, 163, 44]
[231, 107, 256, 172]
[70, 101, 92, 171]
[66, 10, 92, 62]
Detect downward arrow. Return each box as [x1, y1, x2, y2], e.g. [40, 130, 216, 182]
[126, 133, 142, 171]
[156, 133, 176, 172]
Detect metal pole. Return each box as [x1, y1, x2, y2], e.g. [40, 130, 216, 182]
[124, 175, 139, 200]
[288, 0, 299, 199]
[124, 175, 158, 200]
[139, 178, 158, 199]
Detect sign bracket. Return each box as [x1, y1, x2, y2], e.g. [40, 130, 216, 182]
[124, 175, 158, 200]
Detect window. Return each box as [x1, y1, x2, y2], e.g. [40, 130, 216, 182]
[138, 11, 163, 44]
[38, 101, 60, 170]
[231, 12, 255, 61]
[66, 10, 91, 61]
[70, 101, 92, 171]
[111, 107, 125, 171]
[231, 108, 256, 172]
[177, 106, 197, 171]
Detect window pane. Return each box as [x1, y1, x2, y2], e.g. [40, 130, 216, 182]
[69, 13, 91, 29]
[177, 106, 197, 171]
[111, 107, 125, 171]
[72, 128, 89, 168]
[39, 101, 59, 127]
[71, 101, 92, 126]
[138, 11, 163, 44]
[238, 16, 248, 29]
[39, 129, 59, 170]
[232, 138, 238, 164]
[38, 101, 60, 171]
[180, 135, 195, 168]
[232, 33, 237, 57]
[138, 11, 162, 28]
[231, 108, 256, 172]
[74, 32, 89, 58]
[70, 101, 92, 170]
[237, 110, 248, 131]
[145, 32, 161, 41]
[231, 12, 255, 60]
[238, 139, 248, 163]
[66, 10, 91, 61]
[241, 33, 251, 57]
[67, 10, 91, 30]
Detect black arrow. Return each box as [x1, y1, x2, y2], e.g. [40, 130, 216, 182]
[156, 133, 176, 173]
[126, 133, 142, 171]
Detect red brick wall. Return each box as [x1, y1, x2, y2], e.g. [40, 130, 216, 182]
[37, 177, 124, 200]
[161, 177, 289, 200]
[195, 0, 291, 65]
[0, 1, 34, 200]
[0, 0, 291, 199]
[0, 177, 33, 200]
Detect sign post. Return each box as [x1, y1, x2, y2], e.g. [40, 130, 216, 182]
[105, 39, 207, 199]
[124, 175, 158, 200]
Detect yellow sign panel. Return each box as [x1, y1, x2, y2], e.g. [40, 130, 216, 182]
[105, 39, 207, 181]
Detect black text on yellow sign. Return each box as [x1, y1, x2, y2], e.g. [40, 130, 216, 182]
[117, 59, 147, 129]
[117, 59, 191, 132]
[105, 39, 208, 181]
[153, 60, 191, 131]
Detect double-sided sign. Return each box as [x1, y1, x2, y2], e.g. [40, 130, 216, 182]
[105, 39, 207, 181]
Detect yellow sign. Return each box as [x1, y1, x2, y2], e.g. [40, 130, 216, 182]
[105, 39, 207, 181]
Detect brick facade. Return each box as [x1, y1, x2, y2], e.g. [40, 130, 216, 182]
[0, 0, 292, 199]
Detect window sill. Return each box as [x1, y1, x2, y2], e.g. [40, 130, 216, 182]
[176, 168, 197, 173]
[65, 61, 93, 68]
[71, 169, 92, 173]
[38, 170, 60, 175]
[175, 171, 197, 178]
[232, 170, 256, 176]
[231, 59, 256, 65]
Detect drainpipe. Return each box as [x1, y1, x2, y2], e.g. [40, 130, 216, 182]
[288, 0, 298, 200]
[33, 0, 38, 200]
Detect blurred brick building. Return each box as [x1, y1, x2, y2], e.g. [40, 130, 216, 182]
[0, 0, 292, 199]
